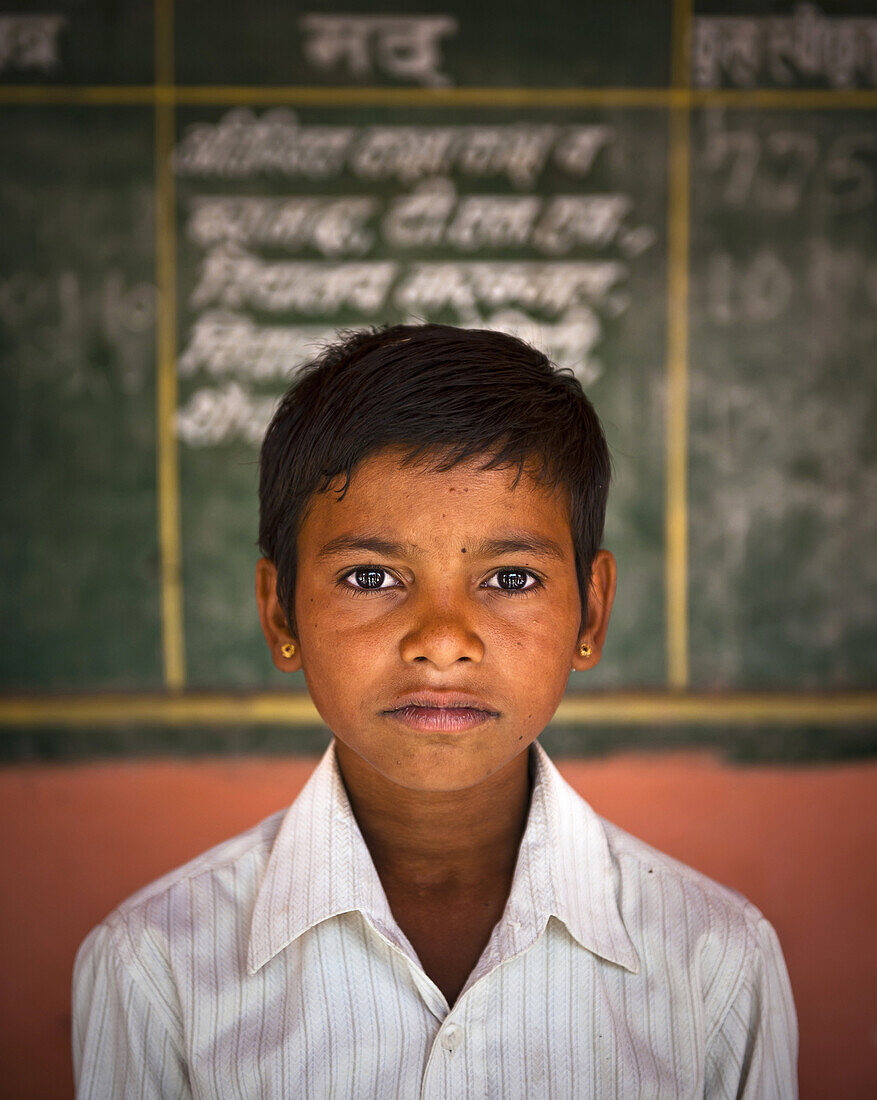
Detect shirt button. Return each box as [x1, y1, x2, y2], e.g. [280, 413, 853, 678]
[441, 1023, 463, 1052]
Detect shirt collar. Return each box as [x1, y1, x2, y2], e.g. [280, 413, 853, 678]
[247, 739, 639, 976]
[247, 739, 402, 975]
[500, 740, 640, 973]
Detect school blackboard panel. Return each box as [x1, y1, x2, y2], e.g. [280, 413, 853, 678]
[0, 1, 154, 86]
[174, 0, 673, 89]
[172, 104, 669, 689]
[688, 108, 877, 690]
[0, 106, 162, 691]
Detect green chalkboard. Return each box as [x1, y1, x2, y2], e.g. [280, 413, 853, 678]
[689, 108, 877, 689]
[0, 106, 162, 691]
[0, 0, 875, 759]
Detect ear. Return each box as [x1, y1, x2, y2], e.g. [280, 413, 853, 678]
[255, 557, 301, 673]
[571, 549, 617, 672]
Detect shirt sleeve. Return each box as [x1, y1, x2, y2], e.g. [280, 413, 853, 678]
[704, 913, 798, 1100]
[72, 921, 192, 1100]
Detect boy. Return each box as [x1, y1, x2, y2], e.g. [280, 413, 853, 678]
[73, 324, 797, 1097]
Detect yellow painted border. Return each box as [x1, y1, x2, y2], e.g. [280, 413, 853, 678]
[672, 0, 692, 90]
[665, 0, 692, 689]
[0, 692, 873, 727]
[0, 85, 875, 109]
[154, 0, 186, 689]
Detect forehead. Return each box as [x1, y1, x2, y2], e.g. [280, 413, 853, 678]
[299, 446, 573, 548]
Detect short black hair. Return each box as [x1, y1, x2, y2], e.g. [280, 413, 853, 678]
[259, 323, 611, 637]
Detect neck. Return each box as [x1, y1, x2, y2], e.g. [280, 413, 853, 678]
[333, 740, 534, 893]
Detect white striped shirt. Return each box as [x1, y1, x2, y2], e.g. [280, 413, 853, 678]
[72, 740, 797, 1098]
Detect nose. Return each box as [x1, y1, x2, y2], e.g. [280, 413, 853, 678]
[398, 589, 485, 668]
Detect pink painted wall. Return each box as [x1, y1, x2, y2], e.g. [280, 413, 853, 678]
[2, 751, 875, 1097]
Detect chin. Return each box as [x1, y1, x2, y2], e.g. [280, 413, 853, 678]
[380, 745, 515, 792]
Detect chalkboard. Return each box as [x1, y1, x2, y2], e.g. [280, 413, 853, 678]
[689, 107, 877, 689]
[0, 0, 875, 758]
[0, 106, 162, 691]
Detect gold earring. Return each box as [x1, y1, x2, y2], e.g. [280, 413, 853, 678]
[579, 643, 592, 658]
[280, 642, 296, 659]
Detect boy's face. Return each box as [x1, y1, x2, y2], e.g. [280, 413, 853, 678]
[257, 446, 615, 793]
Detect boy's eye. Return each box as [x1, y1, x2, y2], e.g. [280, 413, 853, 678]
[343, 567, 399, 592]
[484, 569, 540, 593]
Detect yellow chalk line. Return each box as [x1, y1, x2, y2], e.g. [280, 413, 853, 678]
[154, 0, 186, 689]
[665, 0, 693, 689]
[0, 85, 875, 108]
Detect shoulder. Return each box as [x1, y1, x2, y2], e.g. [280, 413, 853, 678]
[600, 813, 754, 918]
[542, 746, 766, 953]
[574, 803, 797, 1087]
[598, 813, 781, 1020]
[76, 807, 287, 979]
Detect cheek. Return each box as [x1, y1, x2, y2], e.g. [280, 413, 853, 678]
[301, 607, 387, 679]
[522, 599, 578, 644]
[297, 582, 345, 642]
[512, 605, 580, 674]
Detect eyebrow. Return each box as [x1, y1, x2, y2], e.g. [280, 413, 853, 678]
[316, 532, 566, 562]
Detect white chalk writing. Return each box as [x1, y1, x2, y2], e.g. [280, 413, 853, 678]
[177, 307, 606, 392]
[0, 268, 154, 397]
[381, 180, 640, 255]
[174, 110, 652, 448]
[176, 383, 281, 447]
[476, 307, 604, 388]
[394, 261, 626, 318]
[300, 14, 457, 87]
[0, 14, 65, 72]
[185, 182, 650, 259]
[173, 111, 355, 179]
[706, 241, 877, 326]
[179, 312, 354, 381]
[187, 195, 377, 256]
[173, 110, 611, 189]
[189, 248, 625, 319]
[702, 112, 877, 212]
[693, 4, 877, 88]
[190, 247, 398, 313]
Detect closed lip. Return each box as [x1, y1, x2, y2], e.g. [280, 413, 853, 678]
[384, 691, 499, 715]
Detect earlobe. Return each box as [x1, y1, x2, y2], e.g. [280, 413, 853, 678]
[255, 557, 301, 672]
[572, 549, 617, 671]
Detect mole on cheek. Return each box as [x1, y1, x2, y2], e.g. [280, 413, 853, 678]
[461, 547, 466, 553]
